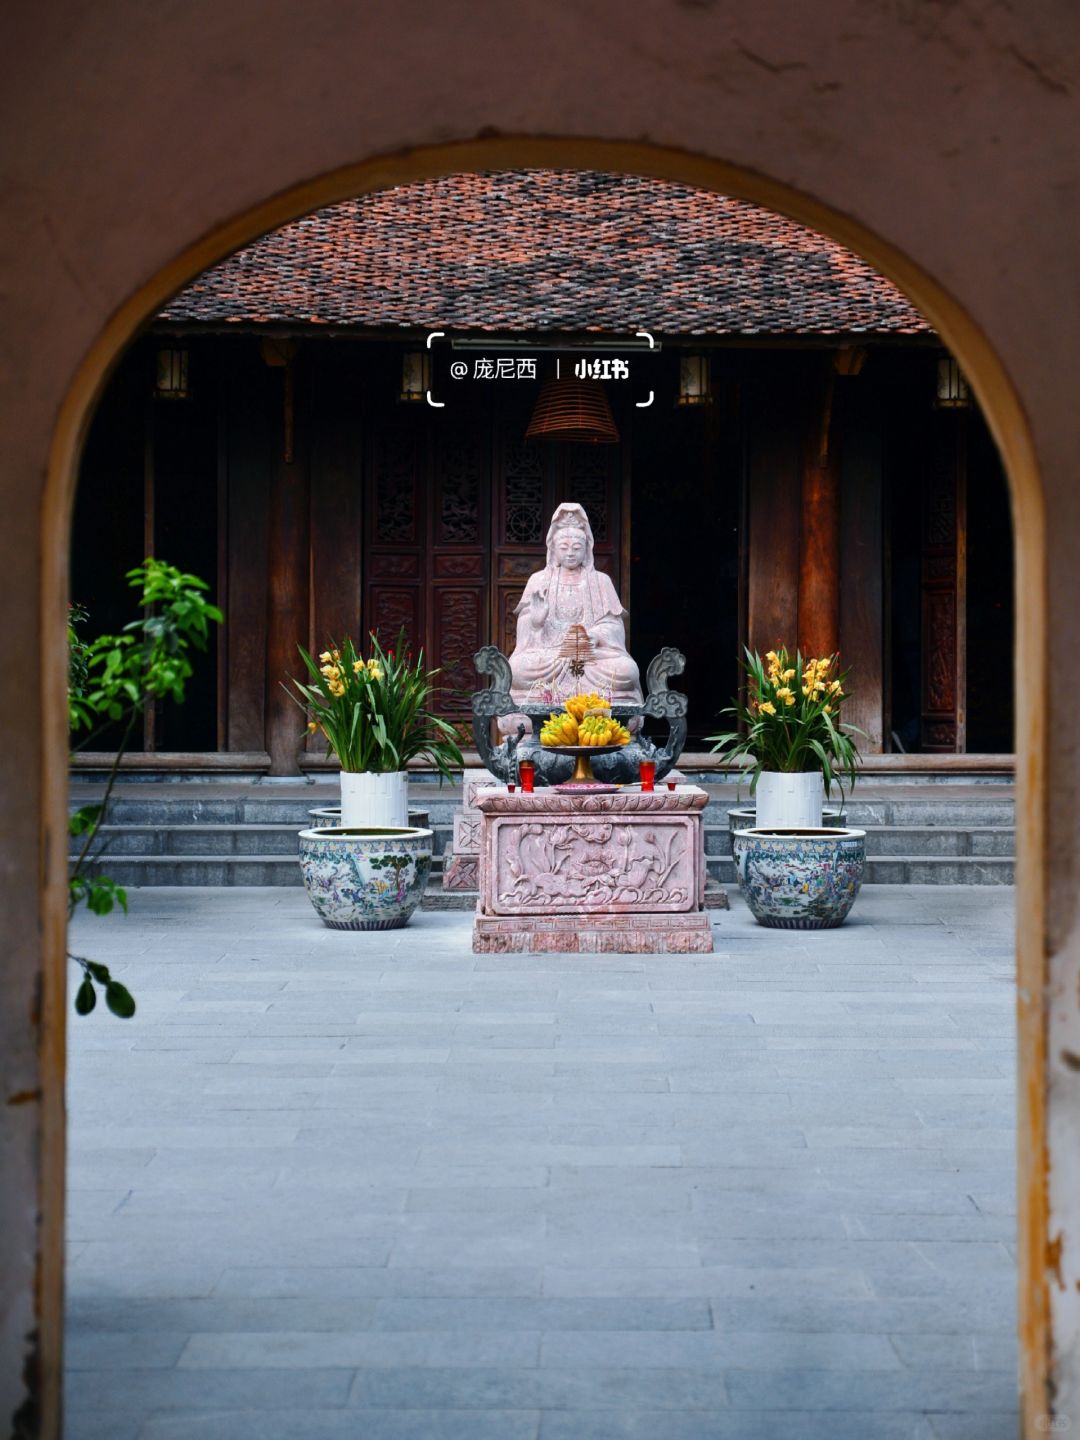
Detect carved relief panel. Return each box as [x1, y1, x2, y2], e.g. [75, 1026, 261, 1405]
[485, 812, 701, 915]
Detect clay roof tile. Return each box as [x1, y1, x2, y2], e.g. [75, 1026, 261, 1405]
[161, 170, 929, 337]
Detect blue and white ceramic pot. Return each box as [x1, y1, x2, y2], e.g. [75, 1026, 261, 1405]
[298, 826, 433, 930]
[732, 826, 866, 930]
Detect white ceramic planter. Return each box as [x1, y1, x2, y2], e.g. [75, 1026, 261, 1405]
[339, 770, 408, 828]
[755, 770, 824, 828]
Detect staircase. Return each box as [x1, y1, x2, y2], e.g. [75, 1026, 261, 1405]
[69, 780, 1015, 889]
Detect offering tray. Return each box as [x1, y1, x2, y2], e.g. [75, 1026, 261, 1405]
[541, 742, 625, 787]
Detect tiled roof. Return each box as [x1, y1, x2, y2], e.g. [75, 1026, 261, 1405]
[161, 170, 931, 337]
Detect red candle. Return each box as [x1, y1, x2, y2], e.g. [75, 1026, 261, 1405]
[666, 780, 677, 791]
[639, 759, 656, 792]
[506, 781, 516, 794]
[519, 760, 535, 794]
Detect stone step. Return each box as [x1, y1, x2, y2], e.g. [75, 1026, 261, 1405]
[708, 825, 1015, 859]
[74, 787, 1016, 830]
[70, 823, 449, 859]
[75, 793, 457, 826]
[73, 819, 1015, 863]
[79, 850, 1015, 888]
[68, 782, 1017, 886]
[707, 855, 1015, 885]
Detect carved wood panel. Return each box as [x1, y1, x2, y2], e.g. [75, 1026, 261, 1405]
[497, 585, 525, 657]
[432, 586, 485, 715]
[367, 586, 421, 649]
[373, 425, 419, 544]
[366, 420, 423, 659]
[562, 443, 611, 545]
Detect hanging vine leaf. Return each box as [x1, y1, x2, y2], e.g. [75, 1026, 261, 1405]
[74, 978, 97, 1015]
[104, 982, 136, 1019]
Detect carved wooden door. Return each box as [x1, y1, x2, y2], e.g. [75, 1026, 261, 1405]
[366, 410, 624, 721]
[427, 421, 489, 719]
[492, 418, 624, 657]
[365, 414, 489, 722]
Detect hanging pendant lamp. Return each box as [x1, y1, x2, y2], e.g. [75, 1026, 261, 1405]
[525, 378, 619, 444]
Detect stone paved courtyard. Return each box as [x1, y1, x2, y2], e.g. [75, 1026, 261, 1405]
[66, 887, 1018, 1439]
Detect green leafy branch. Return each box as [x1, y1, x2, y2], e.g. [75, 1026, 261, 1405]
[68, 559, 223, 1018]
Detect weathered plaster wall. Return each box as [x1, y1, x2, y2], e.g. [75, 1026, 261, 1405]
[2, 3, 1078, 1434]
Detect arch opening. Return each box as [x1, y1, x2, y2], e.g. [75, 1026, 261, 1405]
[45, 138, 1047, 1437]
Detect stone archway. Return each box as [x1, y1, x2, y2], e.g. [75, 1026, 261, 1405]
[4, 12, 1075, 1435]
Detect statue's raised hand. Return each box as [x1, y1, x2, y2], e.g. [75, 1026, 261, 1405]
[529, 589, 549, 628]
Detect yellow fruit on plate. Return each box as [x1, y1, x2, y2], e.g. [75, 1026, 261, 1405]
[565, 691, 610, 723]
[540, 711, 579, 746]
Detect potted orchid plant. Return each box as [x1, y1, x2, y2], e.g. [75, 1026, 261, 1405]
[706, 646, 861, 826]
[708, 647, 867, 930]
[289, 629, 462, 828]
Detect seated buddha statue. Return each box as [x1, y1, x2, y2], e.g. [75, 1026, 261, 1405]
[507, 502, 642, 712]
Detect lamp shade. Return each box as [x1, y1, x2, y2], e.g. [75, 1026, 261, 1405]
[935, 356, 970, 409]
[676, 354, 712, 406]
[525, 379, 619, 443]
[155, 347, 189, 399]
[400, 351, 431, 402]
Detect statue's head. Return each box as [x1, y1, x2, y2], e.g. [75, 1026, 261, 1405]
[545, 503, 595, 571]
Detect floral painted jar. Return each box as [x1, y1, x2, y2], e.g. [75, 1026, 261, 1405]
[298, 826, 432, 930]
[732, 826, 866, 930]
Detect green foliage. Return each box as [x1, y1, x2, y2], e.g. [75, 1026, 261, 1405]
[706, 646, 863, 801]
[68, 558, 222, 1019]
[68, 871, 129, 917]
[70, 559, 223, 745]
[288, 629, 463, 782]
[68, 603, 95, 730]
[70, 955, 136, 1018]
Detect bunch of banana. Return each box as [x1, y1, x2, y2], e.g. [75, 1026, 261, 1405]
[578, 714, 632, 747]
[540, 711, 579, 746]
[565, 691, 610, 723]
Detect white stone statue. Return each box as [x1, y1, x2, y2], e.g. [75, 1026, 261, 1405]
[507, 502, 642, 710]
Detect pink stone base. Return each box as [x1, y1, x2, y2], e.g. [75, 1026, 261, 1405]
[472, 909, 713, 954]
[442, 852, 479, 891]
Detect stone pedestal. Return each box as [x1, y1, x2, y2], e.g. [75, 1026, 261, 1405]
[441, 767, 497, 892]
[473, 786, 713, 953]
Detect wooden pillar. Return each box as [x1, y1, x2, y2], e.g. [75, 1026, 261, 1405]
[263, 341, 309, 775]
[920, 409, 968, 752]
[837, 371, 885, 752]
[746, 370, 801, 658]
[797, 368, 841, 659]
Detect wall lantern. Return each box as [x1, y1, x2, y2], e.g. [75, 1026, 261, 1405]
[935, 356, 970, 409]
[675, 353, 712, 406]
[525, 378, 619, 444]
[155, 347, 189, 399]
[399, 350, 431, 402]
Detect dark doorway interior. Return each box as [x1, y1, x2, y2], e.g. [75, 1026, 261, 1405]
[630, 357, 742, 748]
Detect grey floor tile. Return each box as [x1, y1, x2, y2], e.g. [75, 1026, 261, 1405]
[67, 886, 1019, 1439]
[139, 1409, 541, 1440]
[371, 1297, 712, 1331]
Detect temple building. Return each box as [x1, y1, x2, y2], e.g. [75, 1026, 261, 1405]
[72, 169, 1013, 775]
